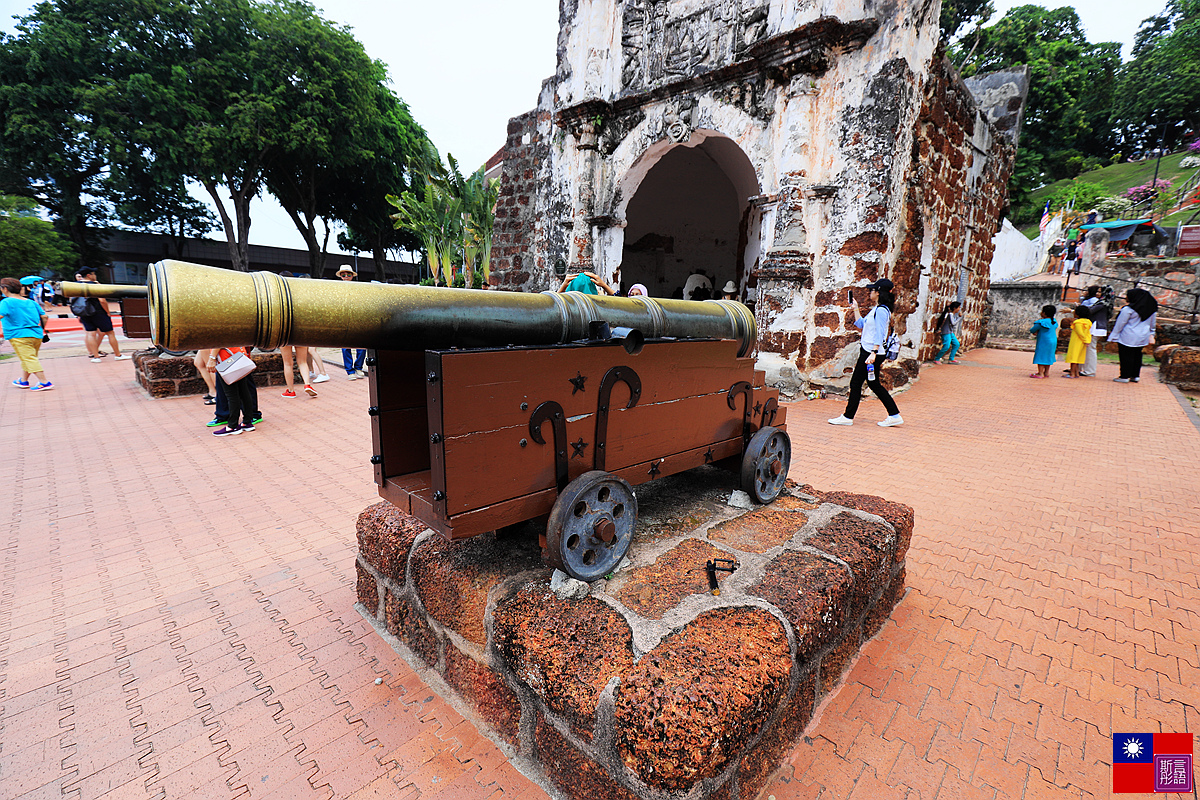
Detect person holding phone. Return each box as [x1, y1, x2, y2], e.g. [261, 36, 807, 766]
[828, 279, 903, 427]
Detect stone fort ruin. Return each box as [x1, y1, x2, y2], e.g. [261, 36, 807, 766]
[490, 0, 1028, 394]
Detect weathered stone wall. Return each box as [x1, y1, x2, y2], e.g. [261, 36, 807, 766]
[987, 282, 1062, 339]
[493, 0, 1021, 394]
[904, 54, 1018, 361]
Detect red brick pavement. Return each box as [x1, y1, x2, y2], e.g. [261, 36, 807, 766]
[2, 344, 1197, 799]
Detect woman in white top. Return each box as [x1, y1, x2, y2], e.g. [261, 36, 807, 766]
[1108, 288, 1157, 383]
[829, 278, 903, 427]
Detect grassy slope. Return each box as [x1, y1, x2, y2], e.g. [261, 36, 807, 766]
[1018, 150, 1200, 237]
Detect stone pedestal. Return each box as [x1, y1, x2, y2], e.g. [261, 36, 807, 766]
[1159, 346, 1200, 390]
[355, 468, 911, 800]
[131, 350, 306, 398]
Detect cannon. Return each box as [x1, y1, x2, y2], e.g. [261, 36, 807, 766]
[139, 259, 792, 581]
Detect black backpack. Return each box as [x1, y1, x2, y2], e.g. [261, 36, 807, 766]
[70, 296, 99, 317]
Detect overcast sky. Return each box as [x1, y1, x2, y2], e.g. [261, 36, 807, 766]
[0, 0, 1161, 253]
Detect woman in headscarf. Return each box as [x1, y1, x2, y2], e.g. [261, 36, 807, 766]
[1107, 288, 1157, 383]
[627, 283, 648, 297]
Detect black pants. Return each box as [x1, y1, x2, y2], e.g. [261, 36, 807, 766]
[1117, 343, 1144, 380]
[219, 374, 258, 428]
[844, 346, 899, 419]
[214, 373, 259, 422]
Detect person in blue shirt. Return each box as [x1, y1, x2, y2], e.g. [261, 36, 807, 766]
[1029, 304, 1058, 379]
[0, 277, 53, 390]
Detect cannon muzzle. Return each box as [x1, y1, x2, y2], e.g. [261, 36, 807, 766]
[147, 260, 757, 356]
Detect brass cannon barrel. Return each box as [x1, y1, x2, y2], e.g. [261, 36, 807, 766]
[147, 259, 757, 356]
[61, 281, 149, 299]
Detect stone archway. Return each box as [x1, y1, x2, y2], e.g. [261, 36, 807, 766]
[614, 131, 760, 300]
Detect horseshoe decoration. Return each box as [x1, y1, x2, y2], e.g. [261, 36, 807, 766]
[594, 366, 641, 471]
[529, 401, 569, 492]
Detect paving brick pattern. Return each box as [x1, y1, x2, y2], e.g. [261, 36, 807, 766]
[2, 344, 1197, 799]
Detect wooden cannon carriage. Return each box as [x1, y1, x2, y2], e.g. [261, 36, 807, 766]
[120, 260, 792, 580]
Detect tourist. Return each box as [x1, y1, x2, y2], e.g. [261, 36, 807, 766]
[1080, 286, 1111, 377]
[627, 283, 648, 297]
[1109, 288, 1157, 383]
[75, 267, 130, 362]
[720, 281, 738, 300]
[307, 348, 331, 383]
[1047, 239, 1065, 274]
[1063, 305, 1091, 379]
[280, 342, 318, 398]
[194, 348, 217, 405]
[556, 271, 616, 295]
[1, 277, 52, 390]
[336, 265, 367, 379]
[1029, 304, 1057, 379]
[683, 271, 712, 301]
[828, 278, 903, 427]
[930, 301, 962, 364]
[206, 347, 259, 436]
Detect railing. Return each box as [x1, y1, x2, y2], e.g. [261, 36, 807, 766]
[1127, 165, 1200, 221]
[1063, 267, 1200, 323]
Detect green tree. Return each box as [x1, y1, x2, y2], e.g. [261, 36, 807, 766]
[0, 0, 127, 267]
[387, 152, 498, 288]
[1112, 0, 1200, 151]
[940, 0, 995, 42]
[331, 88, 429, 280]
[0, 194, 76, 279]
[258, 1, 421, 276]
[953, 5, 1122, 191]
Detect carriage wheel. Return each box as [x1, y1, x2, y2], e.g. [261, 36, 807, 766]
[544, 471, 637, 582]
[740, 426, 791, 504]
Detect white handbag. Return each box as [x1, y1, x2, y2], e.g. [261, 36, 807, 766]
[216, 350, 257, 383]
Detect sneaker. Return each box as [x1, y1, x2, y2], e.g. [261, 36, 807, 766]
[346, 372, 359, 380]
[878, 414, 904, 427]
[114, 354, 131, 361]
[304, 384, 318, 397]
[30, 382, 54, 392]
[251, 415, 263, 425]
[206, 417, 228, 427]
[12, 379, 29, 388]
[828, 415, 854, 426]
[281, 389, 297, 397]
[1112, 377, 1130, 383]
[311, 374, 330, 384]
[89, 357, 103, 363]
[1131, 377, 1140, 382]
[211, 426, 242, 437]
[239, 423, 256, 432]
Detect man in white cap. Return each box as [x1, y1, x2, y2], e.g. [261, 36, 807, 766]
[337, 265, 367, 379]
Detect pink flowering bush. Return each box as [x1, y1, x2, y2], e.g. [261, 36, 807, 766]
[1189, 139, 1200, 154]
[1124, 179, 1173, 204]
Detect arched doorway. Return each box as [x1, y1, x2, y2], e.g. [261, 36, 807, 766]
[615, 132, 760, 300]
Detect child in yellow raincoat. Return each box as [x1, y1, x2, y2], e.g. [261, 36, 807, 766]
[1064, 305, 1092, 378]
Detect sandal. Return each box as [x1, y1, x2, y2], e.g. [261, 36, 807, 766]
[203, 395, 216, 405]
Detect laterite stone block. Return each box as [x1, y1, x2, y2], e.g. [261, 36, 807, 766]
[613, 607, 792, 791]
[354, 478, 911, 800]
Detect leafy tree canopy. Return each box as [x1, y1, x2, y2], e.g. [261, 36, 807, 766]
[0, 194, 76, 279]
[952, 5, 1121, 199]
[1112, 0, 1200, 152]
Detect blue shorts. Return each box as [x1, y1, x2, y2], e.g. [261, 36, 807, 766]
[79, 312, 113, 332]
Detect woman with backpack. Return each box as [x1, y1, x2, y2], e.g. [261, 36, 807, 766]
[829, 278, 903, 428]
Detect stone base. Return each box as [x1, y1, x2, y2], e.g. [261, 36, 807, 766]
[132, 349, 306, 398]
[355, 468, 911, 800]
[1159, 345, 1200, 390]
